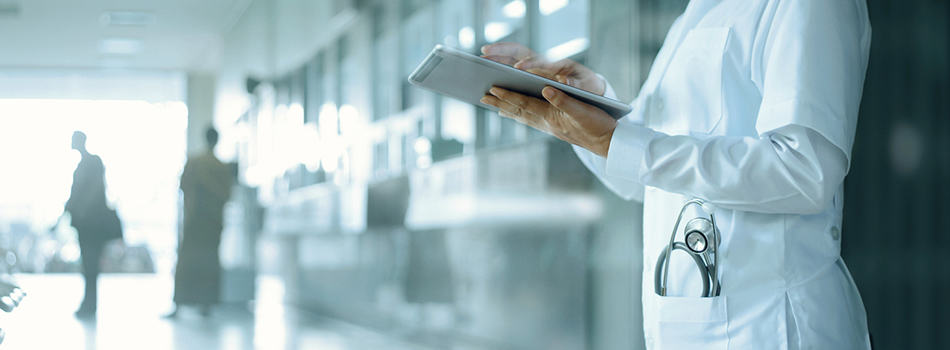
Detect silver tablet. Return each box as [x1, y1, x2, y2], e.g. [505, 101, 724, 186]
[408, 45, 632, 119]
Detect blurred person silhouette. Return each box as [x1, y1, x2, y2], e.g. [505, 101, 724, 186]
[165, 127, 234, 318]
[59, 131, 123, 317]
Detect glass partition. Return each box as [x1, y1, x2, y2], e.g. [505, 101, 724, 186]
[305, 54, 324, 124]
[482, 0, 528, 43]
[400, 5, 435, 111]
[372, 6, 399, 121]
[537, 0, 589, 61]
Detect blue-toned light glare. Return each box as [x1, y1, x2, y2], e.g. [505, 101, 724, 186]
[458, 26, 475, 49]
[484, 22, 512, 42]
[503, 0, 526, 19]
[540, 0, 568, 16]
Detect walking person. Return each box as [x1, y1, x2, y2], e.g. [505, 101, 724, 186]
[63, 131, 121, 317]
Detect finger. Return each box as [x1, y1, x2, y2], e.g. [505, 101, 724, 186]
[513, 56, 544, 70]
[482, 95, 545, 129]
[514, 56, 565, 72]
[481, 55, 519, 66]
[524, 68, 558, 81]
[542, 86, 598, 120]
[517, 58, 569, 80]
[488, 87, 552, 119]
[480, 95, 502, 108]
[481, 95, 522, 119]
[481, 42, 535, 61]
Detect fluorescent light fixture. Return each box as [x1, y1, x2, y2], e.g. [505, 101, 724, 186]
[99, 11, 155, 26]
[458, 27, 475, 49]
[484, 22, 512, 43]
[545, 38, 589, 61]
[99, 38, 144, 55]
[540, 0, 568, 16]
[502, 0, 526, 19]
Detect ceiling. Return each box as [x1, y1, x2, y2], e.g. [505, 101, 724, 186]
[0, 0, 252, 71]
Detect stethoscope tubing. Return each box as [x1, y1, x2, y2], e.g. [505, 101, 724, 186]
[655, 241, 711, 296]
[657, 199, 721, 297]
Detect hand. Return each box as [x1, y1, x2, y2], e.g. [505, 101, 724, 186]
[481, 42, 606, 96]
[481, 86, 617, 157]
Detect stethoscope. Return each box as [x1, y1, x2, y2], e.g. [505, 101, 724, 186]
[654, 199, 721, 297]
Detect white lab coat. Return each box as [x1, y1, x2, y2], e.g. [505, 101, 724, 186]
[574, 0, 872, 348]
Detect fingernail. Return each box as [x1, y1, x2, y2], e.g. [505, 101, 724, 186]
[542, 87, 555, 99]
[489, 87, 500, 95]
[480, 97, 490, 104]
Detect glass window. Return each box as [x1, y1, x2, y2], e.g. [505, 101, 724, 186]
[372, 5, 399, 120]
[373, 140, 388, 178]
[305, 54, 324, 124]
[290, 67, 305, 118]
[388, 133, 404, 174]
[482, 0, 527, 44]
[441, 99, 475, 145]
[400, 6, 435, 110]
[439, 0, 476, 52]
[537, 0, 589, 61]
[401, 0, 430, 19]
[275, 76, 290, 109]
[432, 0, 476, 159]
[322, 45, 338, 110]
[336, 37, 348, 106]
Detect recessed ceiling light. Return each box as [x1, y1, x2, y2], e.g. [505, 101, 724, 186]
[0, 2, 20, 19]
[100, 11, 155, 26]
[99, 38, 144, 55]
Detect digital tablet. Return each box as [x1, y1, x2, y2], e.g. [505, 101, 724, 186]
[408, 45, 632, 119]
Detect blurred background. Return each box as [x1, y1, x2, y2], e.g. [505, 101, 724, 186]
[0, 0, 945, 349]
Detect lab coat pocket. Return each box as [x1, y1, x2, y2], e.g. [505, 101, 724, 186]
[655, 27, 731, 135]
[657, 295, 729, 349]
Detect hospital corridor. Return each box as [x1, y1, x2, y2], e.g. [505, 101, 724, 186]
[0, 0, 946, 349]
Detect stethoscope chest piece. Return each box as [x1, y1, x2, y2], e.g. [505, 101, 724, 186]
[655, 199, 722, 297]
[684, 218, 713, 253]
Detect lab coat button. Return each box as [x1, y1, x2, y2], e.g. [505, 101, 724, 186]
[830, 226, 841, 240]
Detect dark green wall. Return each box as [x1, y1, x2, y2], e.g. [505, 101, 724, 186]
[842, 1, 950, 349]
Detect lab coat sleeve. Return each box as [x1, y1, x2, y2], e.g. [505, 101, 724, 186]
[572, 78, 645, 202]
[753, 0, 871, 161]
[605, 123, 848, 214]
[598, 0, 867, 214]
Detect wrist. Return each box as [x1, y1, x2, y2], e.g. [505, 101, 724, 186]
[596, 122, 617, 157]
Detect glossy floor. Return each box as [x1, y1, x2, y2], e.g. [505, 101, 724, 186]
[1, 274, 428, 350]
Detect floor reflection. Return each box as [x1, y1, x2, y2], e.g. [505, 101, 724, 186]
[2, 274, 428, 350]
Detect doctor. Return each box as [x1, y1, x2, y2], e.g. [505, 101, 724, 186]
[480, 0, 871, 348]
